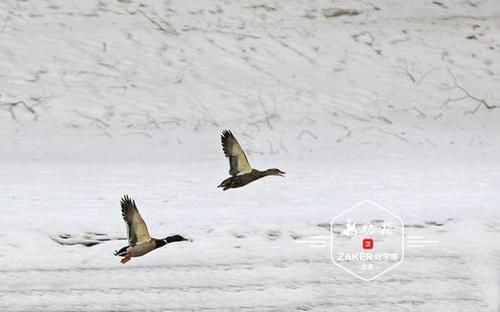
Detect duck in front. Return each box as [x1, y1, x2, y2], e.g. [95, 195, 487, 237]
[114, 195, 189, 264]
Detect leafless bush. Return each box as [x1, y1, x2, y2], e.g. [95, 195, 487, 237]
[441, 68, 497, 114]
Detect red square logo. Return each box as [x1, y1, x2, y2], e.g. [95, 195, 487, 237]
[362, 238, 374, 250]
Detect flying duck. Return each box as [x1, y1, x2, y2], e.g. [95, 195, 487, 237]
[114, 195, 189, 264]
[217, 130, 285, 190]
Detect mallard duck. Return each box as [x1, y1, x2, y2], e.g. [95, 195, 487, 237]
[114, 195, 189, 264]
[217, 130, 285, 191]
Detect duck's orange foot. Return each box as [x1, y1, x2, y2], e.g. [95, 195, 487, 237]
[121, 254, 132, 264]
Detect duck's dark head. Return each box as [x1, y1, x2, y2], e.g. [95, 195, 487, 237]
[265, 168, 286, 177]
[164, 235, 190, 244]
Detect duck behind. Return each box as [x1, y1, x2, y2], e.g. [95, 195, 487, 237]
[218, 130, 285, 190]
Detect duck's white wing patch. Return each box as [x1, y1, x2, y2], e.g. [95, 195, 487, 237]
[221, 130, 252, 177]
[120, 195, 151, 246]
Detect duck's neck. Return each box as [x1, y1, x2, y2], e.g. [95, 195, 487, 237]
[155, 236, 186, 249]
[154, 239, 167, 249]
[252, 169, 272, 179]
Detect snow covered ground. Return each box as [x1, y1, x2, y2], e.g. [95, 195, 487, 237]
[0, 0, 499, 311]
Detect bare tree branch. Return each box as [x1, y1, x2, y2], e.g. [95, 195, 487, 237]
[392, 107, 426, 118]
[297, 130, 318, 140]
[134, 10, 178, 35]
[442, 68, 497, 114]
[75, 110, 110, 128]
[400, 61, 440, 85]
[0, 97, 38, 124]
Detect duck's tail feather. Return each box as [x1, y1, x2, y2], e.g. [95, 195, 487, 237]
[114, 246, 128, 257]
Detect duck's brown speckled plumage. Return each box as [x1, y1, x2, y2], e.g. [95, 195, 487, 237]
[218, 130, 285, 190]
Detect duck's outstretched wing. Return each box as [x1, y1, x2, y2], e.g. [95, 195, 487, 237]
[120, 195, 151, 246]
[221, 130, 252, 177]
